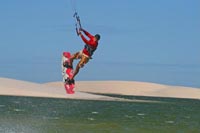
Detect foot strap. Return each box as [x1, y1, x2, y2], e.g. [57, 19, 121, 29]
[65, 78, 75, 85]
[63, 61, 73, 69]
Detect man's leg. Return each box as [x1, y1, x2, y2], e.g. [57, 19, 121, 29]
[72, 64, 81, 80]
[71, 55, 89, 79]
[69, 52, 80, 67]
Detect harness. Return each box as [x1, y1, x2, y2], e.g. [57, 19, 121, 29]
[84, 44, 96, 56]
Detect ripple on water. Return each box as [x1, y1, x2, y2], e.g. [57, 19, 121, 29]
[13, 109, 25, 112]
[91, 112, 99, 114]
[165, 120, 174, 124]
[124, 115, 133, 119]
[184, 116, 190, 119]
[87, 118, 95, 121]
[137, 113, 145, 116]
[13, 101, 20, 104]
[0, 105, 5, 108]
[42, 116, 60, 120]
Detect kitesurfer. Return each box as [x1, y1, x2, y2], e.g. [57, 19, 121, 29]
[66, 28, 100, 80]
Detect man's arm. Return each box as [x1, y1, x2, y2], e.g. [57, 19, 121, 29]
[80, 28, 93, 39]
[79, 32, 90, 44]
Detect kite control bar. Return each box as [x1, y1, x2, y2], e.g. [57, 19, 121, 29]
[73, 12, 82, 36]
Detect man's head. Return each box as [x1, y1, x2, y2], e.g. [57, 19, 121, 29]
[95, 34, 101, 41]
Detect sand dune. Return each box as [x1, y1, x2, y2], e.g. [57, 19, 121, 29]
[46, 81, 200, 100]
[0, 78, 123, 101]
[1, 77, 200, 100]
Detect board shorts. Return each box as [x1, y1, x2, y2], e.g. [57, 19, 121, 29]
[72, 51, 90, 68]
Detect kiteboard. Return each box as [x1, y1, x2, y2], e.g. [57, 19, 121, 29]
[61, 52, 75, 94]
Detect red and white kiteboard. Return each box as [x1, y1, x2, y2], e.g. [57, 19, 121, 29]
[61, 52, 75, 94]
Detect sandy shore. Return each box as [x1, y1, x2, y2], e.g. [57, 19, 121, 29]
[0, 78, 123, 101]
[1, 77, 200, 101]
[46, 81, 200, 100]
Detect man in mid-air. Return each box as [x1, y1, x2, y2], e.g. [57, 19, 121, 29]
[65, 28, 100, 82]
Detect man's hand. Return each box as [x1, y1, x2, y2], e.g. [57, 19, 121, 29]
[79, 28, 84, 31]
[77, 29, 82, 36]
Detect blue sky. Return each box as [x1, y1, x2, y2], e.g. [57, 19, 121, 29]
[0, 0, 200, 87]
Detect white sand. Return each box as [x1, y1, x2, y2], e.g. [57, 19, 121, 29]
[0, 78, 122, 101]
[1, 77, 200, 101]
[46, 81, 200, 100]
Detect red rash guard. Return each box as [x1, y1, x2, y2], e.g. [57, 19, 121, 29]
[80, 30, 98, 57]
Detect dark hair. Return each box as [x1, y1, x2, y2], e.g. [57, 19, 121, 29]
[95, 34, 101, 40]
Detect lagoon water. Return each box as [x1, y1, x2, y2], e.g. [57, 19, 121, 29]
[0, 95, 200, 133]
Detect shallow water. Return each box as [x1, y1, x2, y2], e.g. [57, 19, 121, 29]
[0, 95, 199, 133]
